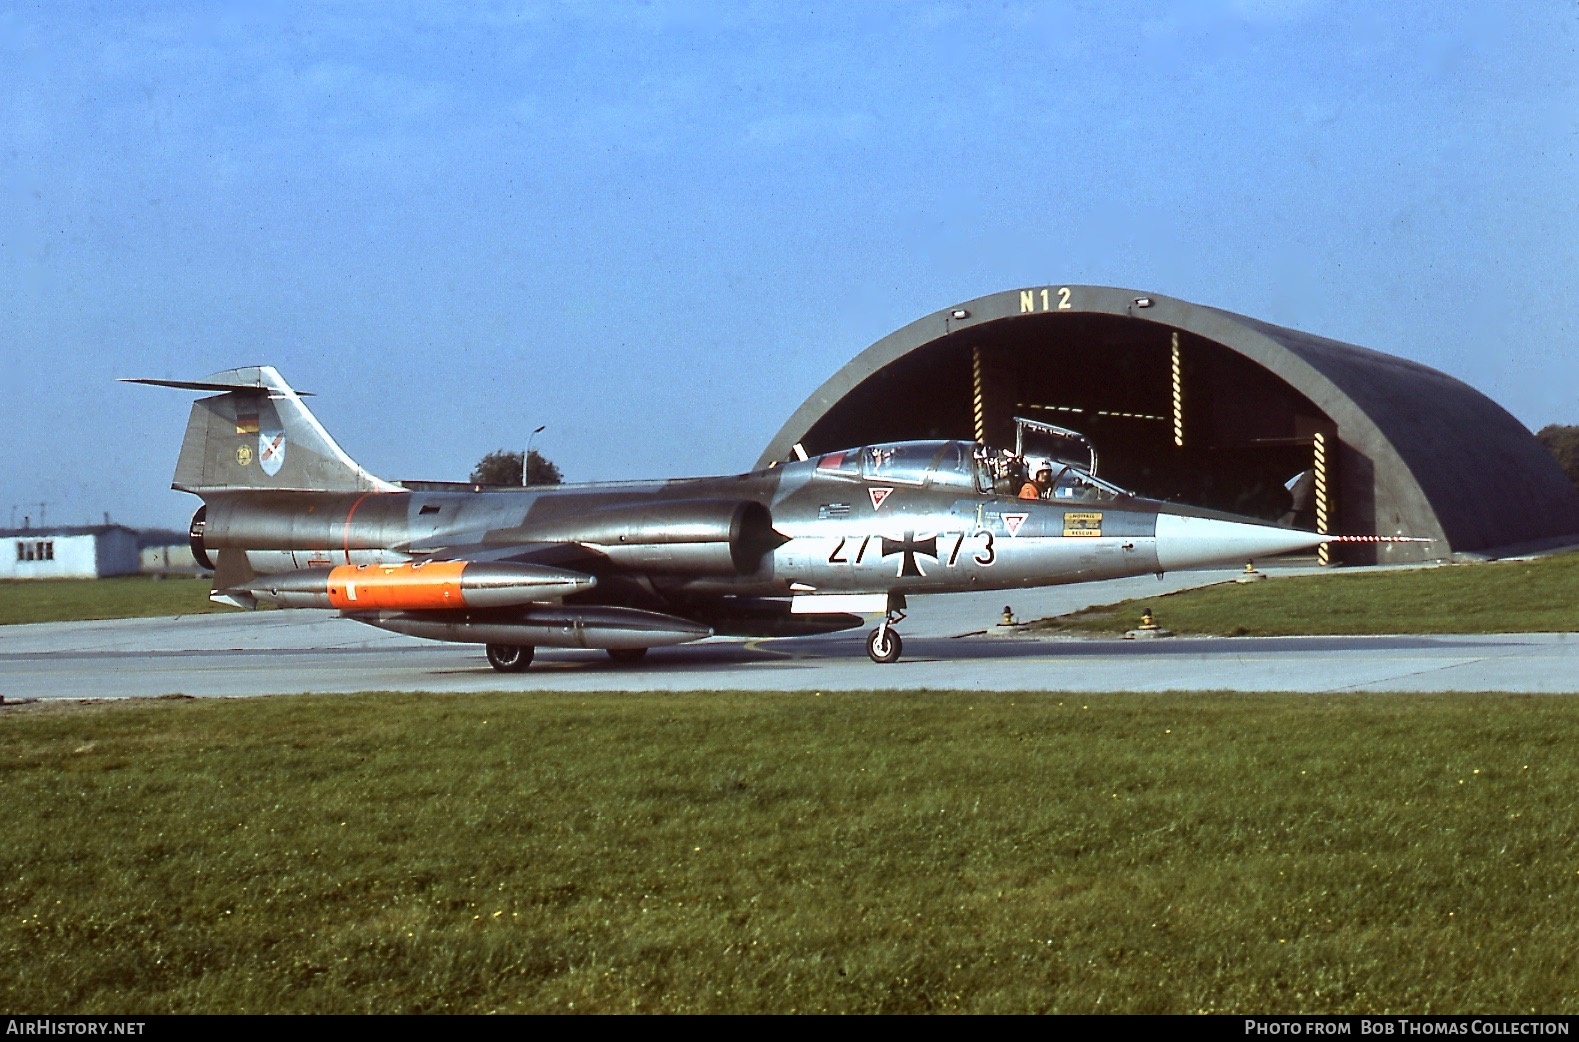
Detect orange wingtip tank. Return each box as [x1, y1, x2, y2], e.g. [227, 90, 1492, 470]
[240, 561, 596, 611]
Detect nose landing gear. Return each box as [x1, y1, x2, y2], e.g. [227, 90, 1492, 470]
[866, 605, 907, 664]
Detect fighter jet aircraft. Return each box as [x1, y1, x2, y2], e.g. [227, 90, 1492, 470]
[130, 366, 1343, 669]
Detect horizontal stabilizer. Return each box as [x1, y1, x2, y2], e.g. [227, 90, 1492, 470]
[121, 374, 314, 396]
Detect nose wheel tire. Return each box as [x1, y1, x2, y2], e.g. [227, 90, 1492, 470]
[866, 627, 903, 664]
[485, 643, 535, 672]
[607, 647, 649, 664]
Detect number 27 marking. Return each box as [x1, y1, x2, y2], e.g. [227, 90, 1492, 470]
[827, 536, 874, 564]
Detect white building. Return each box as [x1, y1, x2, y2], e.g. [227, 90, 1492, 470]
[0, 525, 142, 580]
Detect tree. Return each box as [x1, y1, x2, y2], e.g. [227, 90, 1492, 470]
[1536, 425, 1579, 490]
[469, 449, 563, 486]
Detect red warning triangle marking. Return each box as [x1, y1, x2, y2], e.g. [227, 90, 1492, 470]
[868, 487, 894, 510]
[1002, 512, 1028, 537]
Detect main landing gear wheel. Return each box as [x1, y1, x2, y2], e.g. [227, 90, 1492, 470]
[866, 626, 903, 664]
[485, 643, 535, 673]
[607, 647, 649, 664]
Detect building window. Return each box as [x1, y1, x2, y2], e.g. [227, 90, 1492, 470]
[15, 540, 52, 563]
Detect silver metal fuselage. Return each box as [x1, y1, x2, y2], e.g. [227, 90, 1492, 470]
[202, 451, 1319, 611]
[142, 367, 1335, 659]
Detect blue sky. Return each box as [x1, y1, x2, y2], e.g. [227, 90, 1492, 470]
[3, 1, 1576, 530]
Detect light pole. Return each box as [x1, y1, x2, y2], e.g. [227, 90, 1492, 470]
[524, 425, 546, 486]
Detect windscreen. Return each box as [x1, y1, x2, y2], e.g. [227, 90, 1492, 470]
[863, 442, 945, 485]
[1047, 464, 1128, 502]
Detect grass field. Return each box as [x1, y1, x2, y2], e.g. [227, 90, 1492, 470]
[1033, 552, 1579, 637]
[3, 690, 1577, 1014]
[0, 576, 229, 626]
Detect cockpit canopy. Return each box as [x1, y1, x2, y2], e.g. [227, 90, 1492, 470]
[810, 439, 1130, 503]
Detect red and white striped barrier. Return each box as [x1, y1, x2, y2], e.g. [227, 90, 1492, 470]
[1325, 534, 1434, 543]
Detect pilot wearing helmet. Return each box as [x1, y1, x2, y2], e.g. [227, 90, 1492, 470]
[1020, 461, 1054, 500]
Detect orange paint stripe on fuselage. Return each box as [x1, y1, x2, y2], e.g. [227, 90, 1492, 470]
[326, 561, 468, 611]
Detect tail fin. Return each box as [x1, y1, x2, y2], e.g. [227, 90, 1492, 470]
[124, 366, 398, 494]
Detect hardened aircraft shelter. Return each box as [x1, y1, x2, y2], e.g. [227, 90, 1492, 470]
[759, 286, 1579, 563]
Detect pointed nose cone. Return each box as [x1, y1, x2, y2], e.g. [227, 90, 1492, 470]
[1155, 512, 1328, 571]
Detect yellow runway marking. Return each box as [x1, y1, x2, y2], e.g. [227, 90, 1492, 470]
[742, 639, 797, 659]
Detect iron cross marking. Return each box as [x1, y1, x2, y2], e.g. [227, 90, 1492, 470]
[880, 531, 938, 578]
